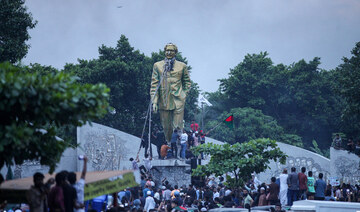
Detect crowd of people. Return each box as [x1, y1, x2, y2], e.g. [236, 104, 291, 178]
[2, 122, 360, 212]
[332, 134, 360, 155]
[4, 163, 360, 212]
[142, 120, 207, 160]
[0, 156, 88, 212]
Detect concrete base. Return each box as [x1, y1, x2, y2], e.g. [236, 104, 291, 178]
[330, 147, 360, 184]
[151, 158, 191, 188]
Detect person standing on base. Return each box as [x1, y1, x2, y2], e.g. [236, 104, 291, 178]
[307, 171, 315, 200]
[287, 167, 299, 206]
[298, 167, 308, 200]
[150, 43, 191, 143]
[279, 169, 288, 206]
[314, 173, 326, 200]
[268, 177, 280, 205]
[180, 130, 188, 159]
[170, 129, 179, 158]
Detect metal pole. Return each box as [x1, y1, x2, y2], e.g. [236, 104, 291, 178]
[201, 103, 204, 130]
[149, 106, 152, 158]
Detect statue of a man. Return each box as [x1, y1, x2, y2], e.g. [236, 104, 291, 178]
[150, 43, 191, 142]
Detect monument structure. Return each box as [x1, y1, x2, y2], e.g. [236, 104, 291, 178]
[150, 43, 191, 142]
[2, 124, 359, 187]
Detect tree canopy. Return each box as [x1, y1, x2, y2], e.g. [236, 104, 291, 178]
[206, 107, 303, 147]
[0, 0, 37, 63]
[0, 62, 110, 172]
[335, 42, 360, 138]
[206, 51, 343, 149]
[191, 138, 287, 187]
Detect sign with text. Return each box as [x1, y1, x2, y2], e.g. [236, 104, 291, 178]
[84, 172, 138, 200]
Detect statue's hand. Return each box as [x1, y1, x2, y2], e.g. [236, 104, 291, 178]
[152, 104, 158, 113]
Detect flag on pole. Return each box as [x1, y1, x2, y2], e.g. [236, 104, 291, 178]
[224, 115, 234, 129]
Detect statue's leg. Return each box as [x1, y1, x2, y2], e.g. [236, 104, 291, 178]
[173, 107, 185, 131]
[159, 110, 173, 142]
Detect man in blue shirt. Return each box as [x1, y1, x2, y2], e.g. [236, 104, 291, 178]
[314, 173, 326, 200]
[287, 167, 299, 206]
[170, 129, 179, 158]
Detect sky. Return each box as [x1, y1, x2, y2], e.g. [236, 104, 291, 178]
[23, 0, 360, 93]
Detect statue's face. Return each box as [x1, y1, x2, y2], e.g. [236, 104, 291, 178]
[165, 45, 176, 59]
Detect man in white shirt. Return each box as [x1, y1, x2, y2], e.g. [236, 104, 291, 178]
[137, 154, 160, 177]
[180, 130, 188, 159]
[68, 156, 88, 212]
[279, 168, 288, 206]
[144, 190, 156, 212]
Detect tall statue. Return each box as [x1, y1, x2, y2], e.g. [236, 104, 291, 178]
[150, 43, 191, 142]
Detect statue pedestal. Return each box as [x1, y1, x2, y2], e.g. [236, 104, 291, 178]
[150, 159, 191, 188]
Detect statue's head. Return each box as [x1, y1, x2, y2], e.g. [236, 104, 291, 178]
[164, 43, 178, 59]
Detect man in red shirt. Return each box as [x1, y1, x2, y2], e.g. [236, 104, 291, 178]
[190, 120, 199, 132]
[298, 167, 308, 200]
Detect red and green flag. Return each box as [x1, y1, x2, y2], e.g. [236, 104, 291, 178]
[224, 114, 234, 129]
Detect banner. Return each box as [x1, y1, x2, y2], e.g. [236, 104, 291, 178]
[84, 172, 138, 200]
[329, 176, 340, 186]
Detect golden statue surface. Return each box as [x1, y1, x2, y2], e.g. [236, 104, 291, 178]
[150, 43, 191, 142]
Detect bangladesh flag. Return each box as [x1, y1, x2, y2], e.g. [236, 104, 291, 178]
[224, 115, 234, 129]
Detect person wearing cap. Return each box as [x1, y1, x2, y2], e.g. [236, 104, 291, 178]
[171, 185, 180, 199]
[133, 199, 141, 210]
[224, 188, 232, 197]
[160, 186, 166, 201]
[193, 131, 199, 147]
[144, 191, 156, 212]
[258, 187, 267, 206]
[200, 207, 207, 212]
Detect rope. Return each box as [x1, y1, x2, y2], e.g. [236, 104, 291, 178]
[137, 68, 169, 158]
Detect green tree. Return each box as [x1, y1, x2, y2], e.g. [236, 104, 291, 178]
[335, 42, 360, 138]
[276, 58, 340, 148]
[191, 138, 287, 187]
[219, 52, 273, 109]
[206, 107, 303, 147]
[0, 63, 110, 172]
[216, 53, 341, 149]
[0, 0, 37, 63]
[64, 35, 152, 135]
[25, 63, 78, 145]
